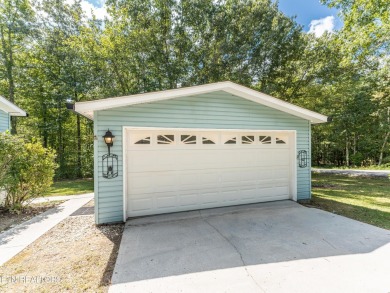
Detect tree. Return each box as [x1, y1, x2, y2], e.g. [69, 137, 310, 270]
[0, 133, 57, 211]
[104, 0, 305, 92]
[0, 0, 34, 133]
[2, 0, 387, 180]
[322, 0, 390, 60]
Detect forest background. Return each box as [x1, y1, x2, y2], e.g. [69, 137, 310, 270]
[0, 0, 388, 179]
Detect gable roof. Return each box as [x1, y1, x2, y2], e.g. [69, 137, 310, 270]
[0, 96, 27, 117]
[73, 81, 328, 124]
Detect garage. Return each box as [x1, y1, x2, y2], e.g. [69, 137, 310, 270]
[71, 81, 328, 224]
[125, 129, 295, 217]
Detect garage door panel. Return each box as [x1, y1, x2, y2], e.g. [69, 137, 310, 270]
[180, 172, 219, 185]
[257, 180, 275, 189]
[130, 198, 154, 212]
[258, 187, 278, 196]
[220, 190, 241, 202]
[238, 170, 259, 181]
[200, 191, 220, 204]
[274, 167, 290, 177]
[256, 169, 275, 180]
[156, 196, 177, 209]
[220, 170, 245, 182]
[271, 186, 289, 196]
[257, 150, 274, 162]
[177, 192, 198, 206]
[129, 174, 177, 193]
[241, 188, 258, 200]
[272, 179, 289, 187]
[126, 130, 294, 217]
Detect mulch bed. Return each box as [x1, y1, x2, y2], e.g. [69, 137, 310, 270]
[0, 201, 64, 233]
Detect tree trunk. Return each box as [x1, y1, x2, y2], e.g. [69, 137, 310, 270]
[0, 25, 17, 133]
[76, 114, 82, 178]
[57, 95, 64, 177]
[345, 137, 350, 167]
[378, 131, 389, 166]
[7, 46, 16, 134]
[111, 58, 128, 94]
[42, 100, 48, 148]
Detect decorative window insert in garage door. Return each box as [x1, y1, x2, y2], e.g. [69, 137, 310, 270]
[131, 132, 289, 146]
[124, 129, 296, 218]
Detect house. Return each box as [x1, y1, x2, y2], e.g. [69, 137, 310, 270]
[0, 96, 27, 132]
[72, 81, 328, 224]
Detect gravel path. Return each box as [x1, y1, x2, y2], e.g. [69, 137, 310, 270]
[0, 200, 124, 292]
[0, 194, 93, 266]
[312, 168, 390, 178]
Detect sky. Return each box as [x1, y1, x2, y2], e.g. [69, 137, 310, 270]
[278, 0, 342, 36]
[82, 0, 341, 37]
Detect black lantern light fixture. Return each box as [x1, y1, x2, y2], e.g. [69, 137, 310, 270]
[297, 150, 308, 168]
[103, 129, 115, 154]
[102, 129, 118, 179]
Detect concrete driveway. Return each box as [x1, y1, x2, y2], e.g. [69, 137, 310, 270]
[110, 201, 390, 293]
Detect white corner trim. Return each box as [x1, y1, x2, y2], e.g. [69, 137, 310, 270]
[291, 130, 298, 201]
[122, 126, 127, 222]
[74, 81, 328, 123]
[0, 96, 27, 117]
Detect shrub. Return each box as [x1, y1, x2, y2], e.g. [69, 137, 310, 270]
[0, 133, 23, 185]
[0, 133, 57, 211]
[382, 156, 390, 165]
[350, 152, 364, 166]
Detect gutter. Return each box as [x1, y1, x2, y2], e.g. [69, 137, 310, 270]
[66, 103, 93, 120]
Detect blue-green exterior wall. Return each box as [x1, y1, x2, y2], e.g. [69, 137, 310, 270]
[94, 91, 311, 224]
[0, 110, 10, 132]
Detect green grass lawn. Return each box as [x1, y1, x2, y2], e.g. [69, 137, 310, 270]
[313, 165, 390, 170]
[45, 174, 390, 230]
[309, 173, 390, 230]
[44, 179, 94, 196]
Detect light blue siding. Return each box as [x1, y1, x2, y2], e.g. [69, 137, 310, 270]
[94, 91, 311, 224]
[0, 110, 10, 132]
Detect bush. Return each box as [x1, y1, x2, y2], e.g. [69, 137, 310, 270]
[0, 133, 57, 211]
[382, 156, 390, 165]
[350, 152, 364, 166]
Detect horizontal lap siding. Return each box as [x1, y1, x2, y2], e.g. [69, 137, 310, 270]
[95, 91, 311, 224]
[0, 110, 9, 132]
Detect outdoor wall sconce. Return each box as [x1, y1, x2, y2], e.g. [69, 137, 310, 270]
[103, 129, 115, 154]
[102, 129, 118, 179]
[297, 150, 308, 168]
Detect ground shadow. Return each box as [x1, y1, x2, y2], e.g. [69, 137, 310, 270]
[97, 223, 124, 288]
[70, 205, 94, 216]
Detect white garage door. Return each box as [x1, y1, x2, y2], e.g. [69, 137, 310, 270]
[125, 129, 295, 218]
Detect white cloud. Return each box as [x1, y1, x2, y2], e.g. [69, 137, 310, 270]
[65, 0, 108, 20]
[81, 0, 108, 20]
[309, 16, 335, 37]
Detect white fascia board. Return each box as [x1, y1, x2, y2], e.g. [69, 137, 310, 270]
[223, 84, 328, 124]
[75, 82, 228, 115]
[0, 96, 27, 116]
[75, 81, 328, 123]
